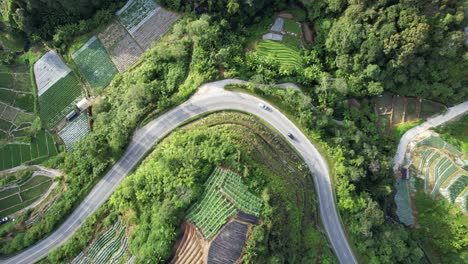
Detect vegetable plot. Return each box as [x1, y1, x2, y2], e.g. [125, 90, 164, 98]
[72, 36, 118, 90]
[187, 167, 262, 239]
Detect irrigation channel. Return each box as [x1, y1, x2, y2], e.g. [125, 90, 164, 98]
[1, 79, 357, 264]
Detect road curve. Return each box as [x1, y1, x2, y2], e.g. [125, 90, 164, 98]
[1, 79, 356, 264]
[393, 101, 468, 171]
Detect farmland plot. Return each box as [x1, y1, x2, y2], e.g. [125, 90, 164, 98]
[72, 36, 118, 89]
[446, 175, 468, 202]
[170, 222, 205, 264]
[187, 167, 262, 240]
[0, 130, 58, 170]
[98, 21, 143, 73]
[71, 220, 128, 264]
[256, 40, 302, 69]
[117, 0, 159, 33]
[34, 50, 71, 96]
[0, 175, 53, 218]
[58, 113, 90, 151]
[131, 8, 180, 50]
[38, 73, 82, 128]
[207, 221, 248, 264]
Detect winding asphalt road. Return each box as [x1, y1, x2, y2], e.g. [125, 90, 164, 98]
[1, 79, 356, 264]
[393, 101, 468, 171]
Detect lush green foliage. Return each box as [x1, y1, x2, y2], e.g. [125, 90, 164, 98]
[0, 0, 124, 40]
[300, 0, 467, 104]
[434, 114, 468, 153]
[411, 178, 467, 263]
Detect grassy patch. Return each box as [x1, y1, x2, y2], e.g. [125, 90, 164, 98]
[0, 187, 20, 200]
[13, 93, 34, 113]
[282, 35, 302, 49]
[284, 19, 301, 35]
[20, 180, 52, 200]
[0, 33, 26, 52]
[0, 89, 16, 105]
[392, 120, 423, 139]
[20, 176, 50, 191]
[0, 194, 22, 211]
[0, 73, 14, 88]
[434, 114, 468, 153]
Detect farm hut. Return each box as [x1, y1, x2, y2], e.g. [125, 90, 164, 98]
[77, 98, 91, 112]
[271, 17, 284, 32]
[262, 33, 283, 41]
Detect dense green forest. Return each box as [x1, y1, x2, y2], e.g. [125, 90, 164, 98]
[1, 0, 466, 262]
[161, 0, 467, 105]
[0, 0, 124, 39]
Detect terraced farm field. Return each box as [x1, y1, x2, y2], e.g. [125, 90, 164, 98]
[170, 222, 205, 264]
[58, 113, 90, 151]
[187, 167, 262, 239]
[71, 220, 128, 264]
[256, 40, 302, 68]
[98, 21, 143, 73]
[72, 37, 118, 90]
[446, 175, 468, 202]
[38, 73, 82, 128]
[0, 130, 58, 170]
[0, 175, 52, 218]
[0, 61, 35, 140]
[0, 63, 31, 93]
[412, 136, 466, 212]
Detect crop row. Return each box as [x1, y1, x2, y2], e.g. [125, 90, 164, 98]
[117, 0, 158, 31]
[73, 37, 118, 89]
[256, 40, 302, 68]
[92, 227, 126, 264]
[87, 220, 121, 258]
[0, 130, 58, 170]
[187, 168, 262, 239]
[448, 175, 468, 202]
[58, 113, 90, 151]
[38, 73, 82, 128]
[431, 163, 458, 196]
[433, 157, 450, 182]
[417, 136, 445, 149]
